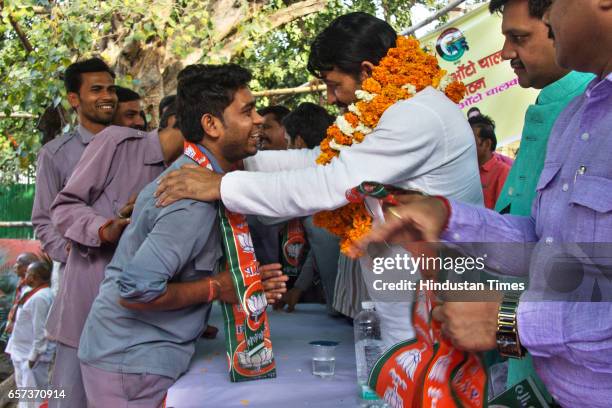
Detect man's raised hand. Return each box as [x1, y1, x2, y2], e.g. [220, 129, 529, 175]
[351, 196, 450, 256]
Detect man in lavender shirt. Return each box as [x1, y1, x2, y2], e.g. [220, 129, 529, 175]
[32, 58, 117, 287]
[31, 58, 116, 408]
[47, 122, 184, 408]
[357, 0, 612, 406]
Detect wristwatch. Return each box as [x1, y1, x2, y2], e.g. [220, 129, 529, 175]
[496, 292, 526, 358]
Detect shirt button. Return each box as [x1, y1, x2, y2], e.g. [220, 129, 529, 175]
[562, 183, 569, 192]
[545, 237, 554, 245]
[581, 132, 590, 141]
[452, 233, 461, 240]
[508, 187, 514, 196]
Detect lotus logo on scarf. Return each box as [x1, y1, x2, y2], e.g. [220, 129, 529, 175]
[237, 346, 274, 368]
[237, 233, 255, 253]
[245, 290, 267, 331]
[246, 293, 267, 316]
[396, 346, 426, 381]
[428, 352, 452, 382]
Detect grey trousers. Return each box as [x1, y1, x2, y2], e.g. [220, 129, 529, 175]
[80, 362, 174, 408]
[48, 343, 87, 408]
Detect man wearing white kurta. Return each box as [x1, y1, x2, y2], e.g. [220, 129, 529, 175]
[155, 12, 483, 348]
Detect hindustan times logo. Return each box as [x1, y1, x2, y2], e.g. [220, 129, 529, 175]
[372, 253, 486, 275]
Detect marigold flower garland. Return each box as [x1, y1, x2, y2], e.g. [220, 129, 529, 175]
[313, 36, 467, 255]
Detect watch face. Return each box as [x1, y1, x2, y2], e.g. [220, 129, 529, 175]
[498, 337, 514, 348]
[497, 334, 520, 357]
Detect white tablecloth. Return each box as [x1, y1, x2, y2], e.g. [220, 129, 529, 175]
[166, 304, 360, 408]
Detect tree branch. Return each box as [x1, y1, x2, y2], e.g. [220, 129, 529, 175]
[252, 83, 325, 97]
[213, 0, 327, 61]
[9, 15, 34, 53]
[401, 0, 468, 36]
[267, 0, 327, 30]
[0, 1, 34, 54]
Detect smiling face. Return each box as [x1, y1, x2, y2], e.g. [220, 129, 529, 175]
[217, 87, 263, 163]
[68, 71, 117, 132]
[500, 0, 568, 89]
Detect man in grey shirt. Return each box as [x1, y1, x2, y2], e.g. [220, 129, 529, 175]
[78, 64, 287, 406]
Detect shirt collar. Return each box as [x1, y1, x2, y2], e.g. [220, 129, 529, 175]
[76, 124, 96, 145]
[143, 129, 166, 166]
[538, 71, 595, 105]
[585, 72, 612, 98]
[193, 144, 224, 174]
[480, 154, 498, 172]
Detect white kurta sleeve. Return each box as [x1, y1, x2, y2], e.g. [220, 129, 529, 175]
[26, 293, 52, 361]
[221, 96, 448, 217]
[243, 147, 320, 172]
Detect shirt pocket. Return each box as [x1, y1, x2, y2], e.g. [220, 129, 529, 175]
[569, 174, 612, 241]
[190, 231, 223, 279]
[534, 162, 562, 228]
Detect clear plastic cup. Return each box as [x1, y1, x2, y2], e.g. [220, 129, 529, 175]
[310, 341, 338, 377]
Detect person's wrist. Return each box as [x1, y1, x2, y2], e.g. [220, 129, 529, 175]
[496, 292, 525, 358]
[206, 278, 221, 302]
[98, 219, 113, 244]
[432, 195, 451, 231]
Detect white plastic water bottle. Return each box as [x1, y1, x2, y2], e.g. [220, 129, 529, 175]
[354, 301, 387, 407]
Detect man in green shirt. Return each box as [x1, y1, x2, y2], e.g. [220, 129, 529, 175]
[489, 0, 594, 398]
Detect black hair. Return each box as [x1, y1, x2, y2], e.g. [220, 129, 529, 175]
[63, 57, 115, 94]
[283, 103, 334, 149]
[27, 260, 52, 283]
[176, 64, 252, 143]
[115, 86, 141, 103]
[159, 102, 177, 130]
[307, 12, 397, 79]
[489, 0, 552, 18]
[469, 114, 497, 151]
[159, 94, 176, 116]
[258, 105, 290, 125]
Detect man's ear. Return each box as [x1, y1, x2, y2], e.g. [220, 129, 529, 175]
[359, 61, 375, 82]
[67, 92, 80, 110]
[296, 135, 307, 149]
[201, 113, 222, 140]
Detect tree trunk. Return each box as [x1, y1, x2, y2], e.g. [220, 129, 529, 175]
[101, 0, 327, 127]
